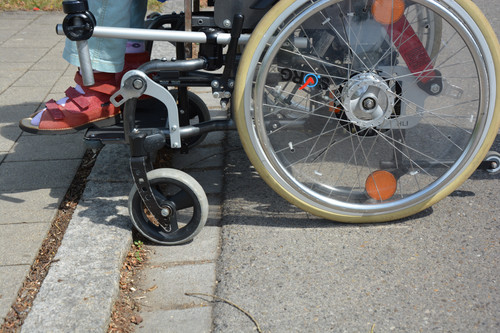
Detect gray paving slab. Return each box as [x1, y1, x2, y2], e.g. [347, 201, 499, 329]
[135, 263, 216, 309]
[136, 307, 212, 333]
[80, 181, 132, 202]
[170, 145, 225, 170]
[0, 159, 81, 192]
[206, 195, 223, 226]
[0, 47, 48, 63]
[189, 169, 224, 195]
[0, 125, 21, 151]
[43, 39, 66, 57]
[0, 103, 40, 125]
[0, 12, 41, 21]
[0, 222, 51, 266]
[0, 20, 32, 31]
[147, 226, 221, 265]
[0, 69, 25, 91]
[32, 12, 65, 26]
[0, 265, 31, 320]
[0, 187, 66, 224]
[86, 144, 132, 183]
[63, 63, 78, 77]
[22, 179, 132, 332]
[2, 35, 61, 49]
[0, 86, 51, 107]
[197, 131, 226, 146]
[13, 70, 64, 88]
[0, 62, 32, 72]
[213, 133, 500, 332]
[50, 72, 78, 94]
[0, 31, 16, 44]
[5, 133, 85, 162]
[32, 58, 69, 72]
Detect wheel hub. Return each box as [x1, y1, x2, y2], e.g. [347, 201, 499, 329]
[342, 72, 395, 129]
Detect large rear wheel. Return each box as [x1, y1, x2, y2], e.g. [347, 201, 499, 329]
[234, 0, 500, 222]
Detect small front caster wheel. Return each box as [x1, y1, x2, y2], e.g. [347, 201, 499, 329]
[484, 151, 500, 175]
[129, 168, 208, 245]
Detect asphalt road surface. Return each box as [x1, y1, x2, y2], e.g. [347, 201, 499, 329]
[213, 1, 500, 332]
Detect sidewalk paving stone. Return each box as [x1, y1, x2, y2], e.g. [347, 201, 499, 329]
[50, 73, 77, 94]
[1, 86, 51, 109]
[189, 169, 224, 194]
[32, 57, 68, 72]
[32, 13, 65, 25]
[136, 263, 216, 309]
[2, 35, 61, 49]
[0, 265, 31, 320]
[0, 47, 48, 64]
[0, 104, 41, 125]
[5, 133, 85, 162]
[0, 159, 82, 192]
[0, 188, 66, 224]
[21, 184, 132, 332]
[171, 145, 225, 170]
[136, 307, 212, 333]
[147, 226, 221, 265]
[13, 70, 64, 88]
[0, 126, 21, 152]
[86, 144, 133, 183]
[0, 222, 51, 266]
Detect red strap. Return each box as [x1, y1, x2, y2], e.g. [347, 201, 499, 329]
[45, 100, 65, 120]
[387, 16, 436, 84]
[65, 87, 90, 110]
[74, 72, 118, 95]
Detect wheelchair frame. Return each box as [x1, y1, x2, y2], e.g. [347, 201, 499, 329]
[55, 0, 500, 244]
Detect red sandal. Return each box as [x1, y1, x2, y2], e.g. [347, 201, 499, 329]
[19, 72, 121, 135]
[19, 52, 152, 135]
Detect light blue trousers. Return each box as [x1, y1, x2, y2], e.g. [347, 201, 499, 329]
[63, 0, 148, 73]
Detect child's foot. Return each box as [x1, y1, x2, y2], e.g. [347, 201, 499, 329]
[19, 72, 121, 134]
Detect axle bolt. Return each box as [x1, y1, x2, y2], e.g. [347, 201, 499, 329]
[161, 208, 171, 217]
[133, 79, 144, 90]
[362, 97, 376, 110]
[430, 83, 441, 94]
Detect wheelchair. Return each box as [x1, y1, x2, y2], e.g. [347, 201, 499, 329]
[56, 0, 500, 244]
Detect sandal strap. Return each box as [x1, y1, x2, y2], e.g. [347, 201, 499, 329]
[45, 84, 115, 121]
[74, 72, 118, 95]
[46, 87, 93, 120]
[65, 87, 90, 110]
[45, 100, 65, 120]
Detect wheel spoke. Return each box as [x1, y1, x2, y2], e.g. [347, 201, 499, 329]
[169, 189, 195, 211]
[236, 0, 495, 220]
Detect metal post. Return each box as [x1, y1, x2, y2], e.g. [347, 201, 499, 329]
[76, 40, 95, 86]
[184, 0, 193, 58]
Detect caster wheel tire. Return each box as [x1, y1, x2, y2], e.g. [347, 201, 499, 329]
[485, 151, 500, 175]
[129, 168, 208, 245]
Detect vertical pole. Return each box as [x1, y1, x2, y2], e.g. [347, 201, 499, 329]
[184, 0, 192, 58]
[76, 40, 95, 86]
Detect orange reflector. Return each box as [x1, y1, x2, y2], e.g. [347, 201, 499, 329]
[328, 91, 341, 113]
[372, 0, 405, 25]
[365, 170, 397, 201]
